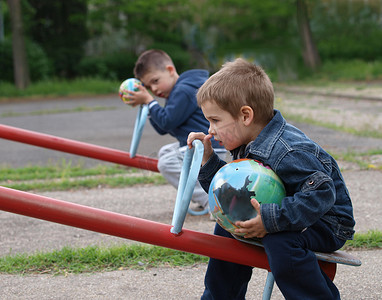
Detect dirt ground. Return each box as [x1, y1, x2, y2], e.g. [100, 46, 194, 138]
[1, 85, 382, 299]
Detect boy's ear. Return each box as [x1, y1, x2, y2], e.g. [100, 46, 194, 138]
[166, 65, 176, 75]
[240, 106, 254, 125]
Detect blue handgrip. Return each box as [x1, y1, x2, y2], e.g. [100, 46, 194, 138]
[171, 140, 204, 235]
[129, 104, 148, 158]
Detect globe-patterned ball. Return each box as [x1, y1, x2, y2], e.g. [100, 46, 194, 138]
[119, 78, 141, 103]
[208, 159, 286, 236]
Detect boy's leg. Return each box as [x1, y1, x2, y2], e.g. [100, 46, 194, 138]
[261, 220, 346, 300]
[202, 224, 253, 300]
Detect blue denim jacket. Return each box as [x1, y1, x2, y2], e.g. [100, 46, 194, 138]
[199, 110, 355, 241]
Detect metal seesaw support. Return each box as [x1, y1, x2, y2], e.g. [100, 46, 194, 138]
[0, 185, 273, 271]
[0, 186, 338, 280]
[171, 140, 206, 234]
[0, 124, 158, 172]
[129, 104, 149, 158]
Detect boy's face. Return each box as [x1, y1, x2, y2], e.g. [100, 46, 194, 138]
[202, 100, 253, 151]
[140, 66, 178, 99]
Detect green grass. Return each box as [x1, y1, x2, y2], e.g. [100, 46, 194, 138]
[0, 78, 120, 100]
[0, 162, 128, 181]
[0, 161, 165, 191]
[344, 230, 382, 250]
[282, 112, 382, 139]
[1, 105, 117, 118]
[312, 59, 382, 82]
[3, 174, 166, 192]
[0, 244, 209, 275]
[0, 230, 378, 275]
[331, 149, 382, 170]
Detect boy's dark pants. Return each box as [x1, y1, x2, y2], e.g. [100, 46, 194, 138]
[201, 221, 345, 300]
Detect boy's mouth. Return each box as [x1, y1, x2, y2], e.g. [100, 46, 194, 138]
[214, 137, 223, 146]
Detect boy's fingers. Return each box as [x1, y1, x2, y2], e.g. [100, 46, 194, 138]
[251, 198, 261, 213]
[187, 132, 202, 148]
[204, 133, 213, 140]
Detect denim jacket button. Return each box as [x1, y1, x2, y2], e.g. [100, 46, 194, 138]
[309, 180, 314, 185]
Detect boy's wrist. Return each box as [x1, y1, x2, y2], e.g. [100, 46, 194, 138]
[148, 99, 158, 109]
[145, 96, 155, 104]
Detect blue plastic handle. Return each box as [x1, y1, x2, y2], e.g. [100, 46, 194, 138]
[171, 140, 205, 235]
[129, 105, 148, 158]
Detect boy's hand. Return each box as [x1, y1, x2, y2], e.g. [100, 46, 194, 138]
[234, 199, 267, 238]
[187, 132, 214, 166]
[124, 85, 154, 107]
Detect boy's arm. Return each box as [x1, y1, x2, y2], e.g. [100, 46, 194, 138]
[198, 152, 226, 193]
[148, 88, 197, 131]
[259, 151, 337, 234]
[148, 117, 167, 135]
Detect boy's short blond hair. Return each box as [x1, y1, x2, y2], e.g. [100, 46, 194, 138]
[134, 49, 175, 79]
[197, 58, 274, 124]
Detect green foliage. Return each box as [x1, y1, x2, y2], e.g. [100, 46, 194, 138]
[25, 39, 53, 81]
[3, 0, 382, 82]
[27, 0, 89, 78]
[0, 38, 52, 83]
[0, 38, 13, 82]
[311, 1, 382, 61]
[78, 51, 138, 80]
[310, 59, 382, 81]
[147, 42, 193, 73]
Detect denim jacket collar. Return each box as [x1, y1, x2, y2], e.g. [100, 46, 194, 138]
[231, 110, 285, 160]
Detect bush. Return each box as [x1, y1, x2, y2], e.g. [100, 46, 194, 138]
[78, 52, 138, 80]
[0, 39, 14, 82]
[309, 59, 382, 81]
[0, 38, 53, 83]
[147, 42, 192, 73]
[26, 40, 53, 81]
[77, 45, 192, 81]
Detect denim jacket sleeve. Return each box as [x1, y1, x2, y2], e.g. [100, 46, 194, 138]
[259, 150, 337, 234]
[198, 151, 227, 193]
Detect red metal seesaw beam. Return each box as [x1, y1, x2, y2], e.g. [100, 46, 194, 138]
[0, 186, 337, 279]
[0, 124, 159, 172]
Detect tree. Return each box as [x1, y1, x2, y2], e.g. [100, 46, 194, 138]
[28, 0, 88, 78]
[296, 0, 321, 70]
[7, 0, 30, 89]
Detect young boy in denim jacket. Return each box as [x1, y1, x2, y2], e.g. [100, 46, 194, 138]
[126, 49, 225, 210]
[187, 58, 355, 299]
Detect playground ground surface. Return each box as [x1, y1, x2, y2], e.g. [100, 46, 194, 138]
[1, 84, 382, 299]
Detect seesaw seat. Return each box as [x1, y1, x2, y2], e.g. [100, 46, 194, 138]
[232, 234, 361, 267]
[232, 234, 361, 300]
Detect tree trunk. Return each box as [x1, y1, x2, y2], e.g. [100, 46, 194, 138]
[7, 0, 30, 89]
[296, 0, 321, 70]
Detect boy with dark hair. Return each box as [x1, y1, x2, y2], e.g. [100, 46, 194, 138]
[188, 58, 355, 299]
[126, 49, 225, 210]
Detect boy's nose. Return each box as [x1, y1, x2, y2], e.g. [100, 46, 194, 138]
[208, 125, 215, 135]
